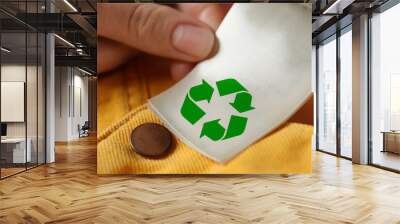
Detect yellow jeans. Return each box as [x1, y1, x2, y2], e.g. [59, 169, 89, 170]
[98, 64, 313, 174]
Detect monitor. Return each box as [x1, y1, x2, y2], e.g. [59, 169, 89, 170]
[1, 123, 7, 137]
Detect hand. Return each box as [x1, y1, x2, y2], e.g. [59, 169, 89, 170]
[98, 3, 232, 80]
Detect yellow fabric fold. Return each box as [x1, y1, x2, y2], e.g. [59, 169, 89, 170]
[97, 104, 312, 174]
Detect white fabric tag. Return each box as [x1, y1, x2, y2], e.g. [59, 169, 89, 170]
[149, 3, 312, 163]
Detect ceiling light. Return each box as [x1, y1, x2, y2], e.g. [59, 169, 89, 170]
[323, 0, 342, 14]
[63, 0, 78, 12]
[76, 48, 85, 55]
[78, 67, 93, 76]
[322, 0, 354, 15]
[54, 34, 75, 48]
[1, 47, 11, 53]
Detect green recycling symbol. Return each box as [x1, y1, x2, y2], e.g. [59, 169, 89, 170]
[180, 78, 255, 141]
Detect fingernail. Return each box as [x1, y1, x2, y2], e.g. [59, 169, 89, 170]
[172, 24, 215, 59]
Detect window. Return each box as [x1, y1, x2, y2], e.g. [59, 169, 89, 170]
[340, 28, 352, 158]
[370, 2, 400, 171]
[390, 74, 400, 130]
[316, 25, 353, 159]
[317, 36, 337, 154]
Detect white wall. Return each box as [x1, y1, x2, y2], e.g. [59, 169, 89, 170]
[72, 73, 89, 138]
[1, 65, 26, 138]
[1, 63, 46, 163]
[1, 65, 39, 137]
[55, 66, 69, 141]
[54, 67, 89, 141]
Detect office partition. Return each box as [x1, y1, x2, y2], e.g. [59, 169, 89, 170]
[0, 0, 47, 179]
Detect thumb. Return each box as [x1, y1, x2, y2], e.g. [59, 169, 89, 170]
[98, 3, 216, 62]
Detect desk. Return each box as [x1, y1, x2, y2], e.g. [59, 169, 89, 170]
[1, 138, 31, 164]
[381, 131, 400, 154]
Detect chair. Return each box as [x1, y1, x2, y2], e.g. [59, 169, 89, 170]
[78, 121, 90, 138]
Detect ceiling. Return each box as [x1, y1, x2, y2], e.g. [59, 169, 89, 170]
[0, 0, 97, 73]
[311, 0, 390, 43]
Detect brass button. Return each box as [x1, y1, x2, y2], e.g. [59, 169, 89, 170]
[130, 123, 172, 157]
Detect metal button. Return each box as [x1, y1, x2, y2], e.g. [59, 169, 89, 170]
[130, 123, 172, 157]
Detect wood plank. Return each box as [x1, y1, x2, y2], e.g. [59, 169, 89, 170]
[0, 135, 400, 223]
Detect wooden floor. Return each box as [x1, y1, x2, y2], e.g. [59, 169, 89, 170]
[1, 163, 45, 178]
[373, 150, 400, 171]
[1, 136, 400, 223]
[1, 167, 26, 178]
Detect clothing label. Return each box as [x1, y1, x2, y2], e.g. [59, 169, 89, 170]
[149, 3, 312, 163]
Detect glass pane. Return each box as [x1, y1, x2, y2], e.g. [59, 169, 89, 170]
[27, 31, 38, 169]
[26, 0, 38, 169]
[318, 37, 337, 154]
[1, 30, 27, 177]
[0, 1, 46, 178]
[340, 29, 352, 158]
[38, 33, 45, 165]
[371, 3, 400, 171]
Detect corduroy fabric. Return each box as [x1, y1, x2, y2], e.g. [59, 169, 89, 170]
[97, 104, 312, 174]
[97, 60, 313, 174]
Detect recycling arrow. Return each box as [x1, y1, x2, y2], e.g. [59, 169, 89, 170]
[190, 80, 214, 102]
[180, 95, 206, 125]
[216, 78, 247, 96]
[217, 78, 255, 113]
[180, 80, 214, 124]
[180, 78, 255, 142]
[229, 92, 255, 113]
[200, 115, 248, 141]
[200, 119, 225, 141]
[222, 115, 248, 140]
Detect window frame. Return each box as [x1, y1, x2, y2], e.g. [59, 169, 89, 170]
[315, 24, 353, 161]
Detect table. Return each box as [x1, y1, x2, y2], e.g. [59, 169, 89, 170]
[1, 138, 32, 164]
[381, 131, 400, 154]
